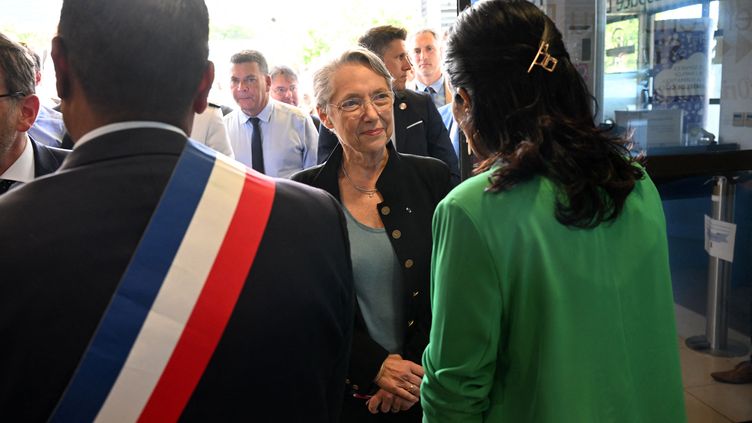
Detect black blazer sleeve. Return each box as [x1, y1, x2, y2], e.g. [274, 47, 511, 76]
[395, 157, 452, 365]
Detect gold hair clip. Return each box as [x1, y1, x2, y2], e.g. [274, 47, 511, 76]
[527, 41, 558, 73]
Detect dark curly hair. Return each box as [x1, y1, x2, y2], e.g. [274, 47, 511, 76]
[445, 0, 643, 228]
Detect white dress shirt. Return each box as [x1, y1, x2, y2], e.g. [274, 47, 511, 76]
[1, 135, 35, 185]
[75, 121, 187, 149]
[224, 99, 318, 178]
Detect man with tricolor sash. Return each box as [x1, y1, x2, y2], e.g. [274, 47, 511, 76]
[0, 0, 355, 422]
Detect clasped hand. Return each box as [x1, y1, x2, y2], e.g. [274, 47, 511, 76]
[367, 354, 423, 413]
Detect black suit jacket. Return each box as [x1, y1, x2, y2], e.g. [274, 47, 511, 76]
[31, 136, 69, 177]
[0, 128, 354, 422]
[311, 113, 322, 130]
[317, 90, 459, 185]
[293, 143, 452, 402]
[1, 138, 68, 194]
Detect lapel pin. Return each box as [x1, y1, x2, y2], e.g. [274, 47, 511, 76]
[399, 102, 407, 110]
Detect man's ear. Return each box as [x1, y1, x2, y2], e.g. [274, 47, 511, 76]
[317, 105, 335, 131]
[264, 74, 272, 93]
[192, 61, 214, 115]
[16, 94, 40, 132]
[50, 36, 70, 100]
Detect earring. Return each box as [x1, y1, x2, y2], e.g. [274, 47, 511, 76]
[469, 130, 480, 156]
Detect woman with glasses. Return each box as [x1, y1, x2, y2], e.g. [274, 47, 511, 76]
[420, 1, 685, 422]
[293, 48, 453, 422]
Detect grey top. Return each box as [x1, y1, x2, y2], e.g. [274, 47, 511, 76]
[343, 206, 405, 354]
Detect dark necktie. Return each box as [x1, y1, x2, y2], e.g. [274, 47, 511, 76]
[0, 179, 15, 195]
[249, 117, 265, 173]
[424, 86, 442, 109]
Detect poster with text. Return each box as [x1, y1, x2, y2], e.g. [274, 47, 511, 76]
[652, 18, 712, 144]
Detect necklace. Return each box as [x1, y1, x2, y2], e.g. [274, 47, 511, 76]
[341, 164, 379, 198]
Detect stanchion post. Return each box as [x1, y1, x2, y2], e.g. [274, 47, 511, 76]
[686, 176, 748, 357]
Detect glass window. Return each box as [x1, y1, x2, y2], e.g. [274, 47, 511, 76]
[602, 0, 726, 153]
[605, 16, 640, 74]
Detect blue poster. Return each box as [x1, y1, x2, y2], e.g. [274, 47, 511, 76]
[652, 18, 712, 144]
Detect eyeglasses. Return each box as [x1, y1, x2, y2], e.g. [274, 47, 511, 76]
[0, 92, 23, 100]
[329, 91, 393, 115]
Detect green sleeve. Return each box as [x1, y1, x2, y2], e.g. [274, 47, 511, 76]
[421, 196, 502, 423]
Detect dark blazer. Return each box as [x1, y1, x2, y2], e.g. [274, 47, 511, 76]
[0, 128, 354, 423]
[317, 90, 459, 185]
[293, 143, 452, 406]
[311, 113, 322, 130]
[1, 138, 68, 194]
[31, 136, 69, 177]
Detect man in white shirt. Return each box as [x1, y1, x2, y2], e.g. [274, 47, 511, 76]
[269, 65, 300, 107]
[223, 50, 318, 178]
[410, 29, 452, 109]
[0, 33, 67, 195]
[269, 65, 321, 129]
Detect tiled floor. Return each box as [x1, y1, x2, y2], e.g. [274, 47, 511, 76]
[676, 305, 752, 423]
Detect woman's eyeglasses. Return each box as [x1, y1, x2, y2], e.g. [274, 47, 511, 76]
[330, 91, 393, 115]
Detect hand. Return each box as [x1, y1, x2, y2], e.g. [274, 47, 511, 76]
[366, 389, 417, 414]
[375, 354, 424, 402]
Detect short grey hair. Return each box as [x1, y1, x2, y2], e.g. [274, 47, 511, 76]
[270, 65, 298, 81]
[313, 47, 393, 112]
[230, 49, 269, 74]
[412, 28, 439, 41]
[0, 33, 36, 96]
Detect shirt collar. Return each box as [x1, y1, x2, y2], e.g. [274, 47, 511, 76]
[240, 98, 274, 124]
[1, 135, 34, 183]
[415, 74, 444, 93]
[74, 121, 187, 149]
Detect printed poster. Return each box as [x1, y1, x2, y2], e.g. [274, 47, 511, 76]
[652, 18, 712, 142]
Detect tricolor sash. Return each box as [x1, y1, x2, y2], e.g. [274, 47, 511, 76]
[49, 140, 276, 422]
